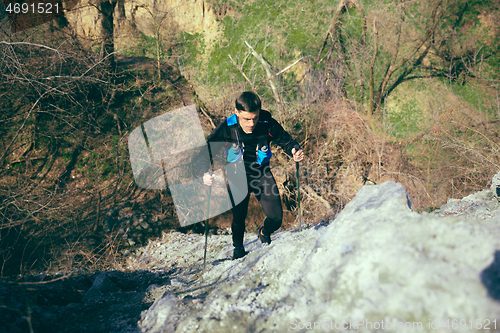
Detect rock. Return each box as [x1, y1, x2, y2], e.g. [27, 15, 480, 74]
[340, 243, 354, 255]
[138, 292, 179, 333]
[137, 181, 500, 332]
[64, 0, 222, 53]
[82, 273, 115, 303]
[169, 279, 184, 288]
[492, 170, 500, 200]
[435, 169, 500, 219]
[436, 171, 500, 217]
[435, 188, 500, 219]
[144, 284, 172, 303]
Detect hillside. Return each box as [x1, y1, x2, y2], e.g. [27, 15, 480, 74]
[1, 178, 499, 332]
[0, 0, 499, 324]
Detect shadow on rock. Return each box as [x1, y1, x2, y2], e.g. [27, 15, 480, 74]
[481, 250, 500, 301]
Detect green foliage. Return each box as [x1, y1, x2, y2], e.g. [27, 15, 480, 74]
[185, 0, 329, 99]
[385, 100, 423, 139]
[179, 0, 500, 112]
[177, 31, 205, 66]
[61, 150, 73, 163]
[78, 149, 115, 182]
[448, 82, 487, 109]
[121, 32, 168, 59]
[438, 78, 499, 116]
[341, 7, 364, 42]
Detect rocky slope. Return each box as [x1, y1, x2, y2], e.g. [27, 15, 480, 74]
[1, 174, 500, 333]
[136, 180, 500, 333]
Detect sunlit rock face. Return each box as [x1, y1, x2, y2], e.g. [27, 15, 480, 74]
[138, 180, 500, 333]
[64, 0, 220, 49]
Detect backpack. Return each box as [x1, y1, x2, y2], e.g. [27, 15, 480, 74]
[225, 113, 273, 165]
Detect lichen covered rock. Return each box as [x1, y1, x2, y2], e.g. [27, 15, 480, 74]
[138, 181, 500, 332]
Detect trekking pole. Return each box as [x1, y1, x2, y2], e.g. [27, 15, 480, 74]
[294, 145, 302, 232]
[203, 171, 213, 270]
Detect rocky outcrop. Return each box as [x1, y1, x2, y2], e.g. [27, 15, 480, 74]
[3, 176, 499, 332]
[136, 180, 500, 332]
[64, 0, 220, 49]
[434, 170, 500, 219]
[435, 189, 500, 219]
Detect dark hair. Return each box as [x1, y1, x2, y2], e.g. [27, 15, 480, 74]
[235, 91, 261, 112]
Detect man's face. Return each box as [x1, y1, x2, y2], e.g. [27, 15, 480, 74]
[236, 108, 260, 134]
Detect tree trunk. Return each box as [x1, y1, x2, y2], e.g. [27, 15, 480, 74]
[98, 0, 118, 68]
[156, 27, 161, 80]
[373, 1, 404, 112]
[368, 18, 379, 116]
[316, 0, 349, 64]
[117, 0, 126, 19]
[372, 0, 443, 113]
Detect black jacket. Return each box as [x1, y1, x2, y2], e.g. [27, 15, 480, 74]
[197, 110, 299, 177]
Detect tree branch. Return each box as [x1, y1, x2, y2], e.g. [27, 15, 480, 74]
[255, 57, 304, 90]
[316, 0, 350, 64]
[228, 54, 255, 90]
[1, 97, 42, 165]
[244, 40, 283, 112]
[373, 0, 444, 112]
[0, 41, 62, 55]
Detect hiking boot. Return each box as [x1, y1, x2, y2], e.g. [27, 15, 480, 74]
[258, 226, 271, 244]
[232, 246, 248, 260]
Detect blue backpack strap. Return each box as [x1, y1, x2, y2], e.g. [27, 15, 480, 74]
[256, 119, 272, 165]
[226, 114, 240, 145]
[226, 114, 238, 126]
[225, 114, 243, 162]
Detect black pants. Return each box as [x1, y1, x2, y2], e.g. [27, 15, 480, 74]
[230, 167, 283, 248]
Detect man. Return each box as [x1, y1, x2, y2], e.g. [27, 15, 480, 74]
[199, 91, 304, 259]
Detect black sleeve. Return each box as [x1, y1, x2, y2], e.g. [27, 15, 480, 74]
[269, 117, 300, 156]
[206, 120, 230, 143]
[196, 120, 230, 176]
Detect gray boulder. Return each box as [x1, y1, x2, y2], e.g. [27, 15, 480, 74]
[82, 273, 115, 303]
[138, 181, 500, 333]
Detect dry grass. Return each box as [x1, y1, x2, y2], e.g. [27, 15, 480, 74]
[270, 88, 500, 227]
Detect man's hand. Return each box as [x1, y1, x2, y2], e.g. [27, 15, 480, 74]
[203, 172, 214, 186]
[292, 147, 304, 162]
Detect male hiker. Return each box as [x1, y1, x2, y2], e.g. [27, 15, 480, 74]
[198, 91, 304, 259]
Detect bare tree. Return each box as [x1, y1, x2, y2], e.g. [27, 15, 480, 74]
[316, 0, 497, 114]
[0, 23, 128, 275]
[139, 0, 179, 80]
